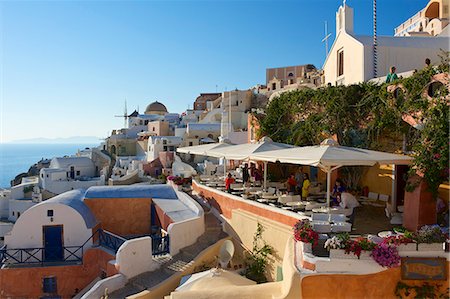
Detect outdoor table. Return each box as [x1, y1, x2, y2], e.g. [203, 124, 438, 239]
[262, 195, 279, 200]
[331, 222, 352, 232]
[312, 207, 339, 213]
[378, 231, 394, 238]
[286, 201, 305, 208]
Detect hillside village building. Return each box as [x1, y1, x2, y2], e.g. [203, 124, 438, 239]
[394, 0, 449, 37]
[323, 2, 449, 86]
[0, 185, 205, 298]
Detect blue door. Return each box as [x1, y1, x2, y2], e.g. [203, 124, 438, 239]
[43, 226, 63, 262]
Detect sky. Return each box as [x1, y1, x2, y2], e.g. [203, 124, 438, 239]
[0, 0, 428, 142]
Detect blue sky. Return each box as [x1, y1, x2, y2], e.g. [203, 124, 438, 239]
[0, 0, 427, 142]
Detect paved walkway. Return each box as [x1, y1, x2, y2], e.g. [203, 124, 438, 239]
[109, 207, 226, 298]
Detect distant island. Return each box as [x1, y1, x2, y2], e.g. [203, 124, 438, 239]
[7, 136, 103, 144]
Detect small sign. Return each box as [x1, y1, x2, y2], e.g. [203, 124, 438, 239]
[401, 257, 447, 281]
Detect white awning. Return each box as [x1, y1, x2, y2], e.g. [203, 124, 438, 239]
[176, 143, 234, 158]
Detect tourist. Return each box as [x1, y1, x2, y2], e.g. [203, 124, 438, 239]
[425, 58, 431, 68]
[331, 178, 346, 206]
[385, 66, 398, 83]
[301, 173, 310, 200]
[286, 174, 297, 194]
[242, 163, 250, 187]
[225, 173, 235, 193]
[254, 166, 263, 186]
[249, 163, 256, 185]
[295, 167, 304, 194]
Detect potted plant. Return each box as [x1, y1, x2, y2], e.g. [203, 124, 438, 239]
[344, 237, 376, 259]
[413, 225, 447, 251]
[371, 244, 401, 268]
[382, 235, 416, 252]
[293, 219, 319, 254]
[324, 233, 349, 259]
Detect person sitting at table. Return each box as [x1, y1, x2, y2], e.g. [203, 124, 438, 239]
[331, 179, 346, 206]
[301, 173, 310, 200]
[286, 174, 297, 194]
[225, 173, 235, 193]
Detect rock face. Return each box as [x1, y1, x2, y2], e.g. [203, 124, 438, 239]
[10, 159, 51, 187]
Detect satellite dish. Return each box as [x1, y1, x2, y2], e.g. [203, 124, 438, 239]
[218, 240, 235, 269]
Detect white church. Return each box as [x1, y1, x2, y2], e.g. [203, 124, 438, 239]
[323, 0, 449, 86]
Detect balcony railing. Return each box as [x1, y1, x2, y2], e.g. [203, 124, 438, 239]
[0, 229, 170, 268]
[150, 235, 170, 255]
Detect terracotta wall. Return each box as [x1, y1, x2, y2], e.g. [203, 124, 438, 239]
[85, 197, 151, 236]
[403, 179, 437, 231]
[301, 262, 450, 299]
[154, 203, 174, 231]
[193, 181, 299, 227]
[0, 248, 115, 299]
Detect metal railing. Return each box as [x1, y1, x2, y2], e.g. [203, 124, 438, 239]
[0, 244, 83, 267]
[0, 229, 169, 267]
[150, 235, 170, 255]
[98, 229, 126, 252]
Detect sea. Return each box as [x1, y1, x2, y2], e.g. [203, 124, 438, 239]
[0, 143, 99, 189]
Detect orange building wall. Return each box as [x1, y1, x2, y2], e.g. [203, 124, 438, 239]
[154, 204, 174, 231]
[193, 181, 299, 227]
[302, 262, 450, 299]
[0, 248, 115, 299]
[85, 197, 152, 236]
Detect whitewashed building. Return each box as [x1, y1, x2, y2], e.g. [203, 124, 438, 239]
[323, 2, 449, 86]
[4, 189, 97, 259]
[147, 136, 183, 162]
[39, 157, 104, 194]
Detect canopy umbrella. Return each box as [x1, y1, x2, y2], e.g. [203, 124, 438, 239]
[207, 137, 295, 190]
[249, 139, 413, 206]
[177, 142, 235, 175]
[177, 142, 234, 158]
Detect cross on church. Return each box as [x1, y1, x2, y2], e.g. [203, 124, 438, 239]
[321, 21, 332, 58]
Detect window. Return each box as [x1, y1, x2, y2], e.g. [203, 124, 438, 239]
[12, 212, 15, 216]
[41, 174, 44, 178]
[189, 142, 193, 146]
[43, 276, 57, 294]
[272, 83, 276, 90]
[47, 210, 54, 217]
[288, 72, 294, 77]
[337, 49, 344, 77]
[152, 127, 155, 131]
[76, 171, 80, 176]
[17, 212, 20, 218]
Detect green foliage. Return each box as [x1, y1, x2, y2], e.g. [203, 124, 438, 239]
[395, 281, 449, 299]
[257, 52, 449, 199]
[157, 174, 167, 183]
[23, 185, 34, 194]
[244, 222, 273, 283]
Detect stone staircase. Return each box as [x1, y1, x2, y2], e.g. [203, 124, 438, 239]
[108, 212, 226, 298]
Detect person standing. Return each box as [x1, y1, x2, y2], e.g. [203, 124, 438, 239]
[242, 163, 250, 187]
[385, 66, 399, 83]
[425, 58, 431, 68]
[302, 173, 311, 200]
[295, 167, 304, 195]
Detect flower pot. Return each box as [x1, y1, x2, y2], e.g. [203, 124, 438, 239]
[397, 243, 417, 252]
[302, 242, 312, 254]
[329, 249, 348, 259]
[330, 249, 371, 260]
[417, 243, 444, 252]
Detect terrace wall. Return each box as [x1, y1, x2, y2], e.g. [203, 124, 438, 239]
[301, 262, 450, 299]
[192, 180, 302, 227]
[0, 248, 115, 299]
